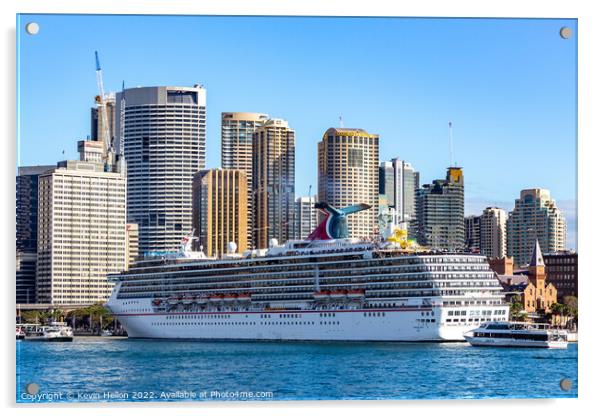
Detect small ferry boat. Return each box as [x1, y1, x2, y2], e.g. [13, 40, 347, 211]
[16, 327, 25, 340]
[464, 321, 568, 349]
[26, 322, 74, 342]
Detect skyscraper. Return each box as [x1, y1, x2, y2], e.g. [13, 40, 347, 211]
[115, 85, 207, 253]
[378, 158, 419, 225]
[480, 207, 507, 258]
[318, 128, 379, 238]
[192, 169, 248, 257]
[414, 167, 465, 251]
[294, 196, 317, 240]
[125, 223, 139, 270]
[464, 215, 481, 252]
[221, 112, 269, 247]
[253, 119, 295, 248]
[36, 157, 127, 305]
[507, 188, 566, 266]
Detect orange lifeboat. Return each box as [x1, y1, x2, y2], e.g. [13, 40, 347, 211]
[313, 290, 330, 300]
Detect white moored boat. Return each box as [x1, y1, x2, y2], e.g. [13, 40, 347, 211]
[464, 321, 568, 349]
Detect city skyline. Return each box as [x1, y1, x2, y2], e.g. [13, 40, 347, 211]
[17, 15, 577, 247]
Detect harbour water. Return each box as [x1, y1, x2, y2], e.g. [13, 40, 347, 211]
[16, 338, 577, 402]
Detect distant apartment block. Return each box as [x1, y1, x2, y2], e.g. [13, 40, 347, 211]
[193, 168, 248, 257]
[464, 215, 481, 252]
[253, 119, 295, 248]
[318, 128, 379, 239]
[414, 167, 465, 251]
[480, 207, 507, 258]
[295, 196, 317, 240]
[507, 188, 566, 266]
[379, 158, 419, 225]
[221, 112, 269, 248]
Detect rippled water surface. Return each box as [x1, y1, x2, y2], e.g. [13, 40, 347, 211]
[16, 338, 577, 402]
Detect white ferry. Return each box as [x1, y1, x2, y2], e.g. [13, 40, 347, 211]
[106, 203, 509, 342]
[464, 321, 568, 349]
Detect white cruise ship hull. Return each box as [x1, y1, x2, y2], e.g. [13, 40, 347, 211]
[107, 297, 500, 342]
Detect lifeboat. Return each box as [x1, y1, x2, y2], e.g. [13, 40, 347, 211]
[313, 290, 330, 300]
[330, 290, 347, 299]
[209, 294, 224, 302]
[182, 294, 196, 305]
[198, 295, 209, 304]
[347, 289, 365, 299]
[152, 298, 162, 306]
[167, 295, 180, 305]
[223, 294, 237, 302]
[237, 293, 252, 302]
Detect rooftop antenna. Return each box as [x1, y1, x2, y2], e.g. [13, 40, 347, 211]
[339, 115, 344, 128]
[308, 184, 312, 198]
[448, 121, 455, 167]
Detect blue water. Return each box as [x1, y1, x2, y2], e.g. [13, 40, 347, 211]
[16, 338, 577, 402]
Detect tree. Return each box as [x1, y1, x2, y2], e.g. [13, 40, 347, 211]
[509, 295, 525, 320]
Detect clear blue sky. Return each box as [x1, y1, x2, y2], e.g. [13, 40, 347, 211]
[17, 14, 577, 247]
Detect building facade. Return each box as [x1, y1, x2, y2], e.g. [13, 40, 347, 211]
[193, 169, 248, 257]
[91, 93, 116, 144]
[16, 251, 37, 304]
[294, 196, 317, 240]
[543, 251, 578, 299]
[318, 128, 379, 239]
[16, 165, 55, 252]
[115, 85, 207, 253]
[480, 206, 507, 258]
[414, 167, 465, 251]
[126, 223, 139, 270]
[221, 112, 269, 248]
[507, 188, 566, 266]
[252, 119, 295, 248]
[464, 215, 481, 252]
[36, 159, 127, 305]
[379, 158, 419, 226]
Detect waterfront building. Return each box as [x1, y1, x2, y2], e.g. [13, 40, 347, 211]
[318, 127, 379, 239]
[16, 165, 55, 252]
[77, 140, 104, 164]
[507, 189, 566, 266]
[16, 251, 37, 304]
[294, 196, 317, 240]
[221, 112, 269, 247]
[193, 169, 248, 257]
[115, 85, 207, 253]
[543, 251, 578, 299]
[464, 215, 481, 252]
[480, 207, 507, 258]
[126, 223, 139, 270]
[36, 155, 127, 305]
[414, 167, 465, 251]
[379, 158, 419, 225]
[252, 119, 295, 249]
[497, 242, 557, 314]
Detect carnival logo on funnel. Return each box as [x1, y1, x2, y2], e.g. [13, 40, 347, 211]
[306, 202, 371, 240]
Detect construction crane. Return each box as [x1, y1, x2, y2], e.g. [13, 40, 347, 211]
[94, 51, 114, 171]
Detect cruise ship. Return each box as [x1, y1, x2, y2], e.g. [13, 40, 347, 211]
[106, 203, 509, 341]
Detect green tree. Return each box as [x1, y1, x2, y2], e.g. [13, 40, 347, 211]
[509, 295, 524, 320]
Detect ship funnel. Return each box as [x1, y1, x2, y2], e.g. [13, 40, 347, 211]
[307, 202, 371, 241]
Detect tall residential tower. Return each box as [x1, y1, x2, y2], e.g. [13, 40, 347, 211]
[318, 128, 379, 238]
[221, 112, 269, 247]
[414, 167, 465, 251]
[252, 119, 295, 248]
[507, 188, 566, 266]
